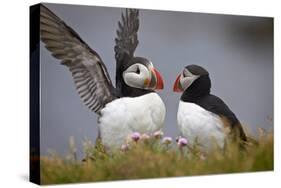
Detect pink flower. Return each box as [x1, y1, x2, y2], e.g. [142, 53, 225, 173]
[200, 154, 207, 160]
[141, 133, 150, 140]
[153, 130, 164, 139]
[131, 132, 141, 142]
[177, 137, 188, 147]
[120, 144, 129, 151]
[162, 137, 173, 145]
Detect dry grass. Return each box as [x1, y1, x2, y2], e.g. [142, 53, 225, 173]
[40, 131, 273, 185]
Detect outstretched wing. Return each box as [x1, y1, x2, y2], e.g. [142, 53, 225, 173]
[40, 5, 115, 113]
[114, 9, 139, 93]
[115, 8, 139, 62]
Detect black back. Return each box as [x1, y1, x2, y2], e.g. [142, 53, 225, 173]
[181, 75, 211, 101]
[180, 70, 247, 141]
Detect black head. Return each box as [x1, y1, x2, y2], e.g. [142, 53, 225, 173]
[119, 57, 164, 97]
[124, 57, 152, 71]
[173, 64, 211, 101]
[184, 64, 209, 76]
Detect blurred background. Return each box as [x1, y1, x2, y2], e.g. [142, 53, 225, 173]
[40, 3, 273, 158]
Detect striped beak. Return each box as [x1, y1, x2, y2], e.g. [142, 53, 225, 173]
[151, 68, 164, 90]
[146, 67, 164, 90]
[173, 74, 183, 92]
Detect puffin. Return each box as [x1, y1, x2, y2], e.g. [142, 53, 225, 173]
[173, 64, 247, 151]
[40, 5, 166, 150]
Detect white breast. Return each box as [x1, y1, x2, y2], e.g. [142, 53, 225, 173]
[98, 93, 166, 150]
[177, 101, 225, 151]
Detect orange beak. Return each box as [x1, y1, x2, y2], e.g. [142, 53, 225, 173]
[173, 74, 183, 92]
[151, 68, 164, 90]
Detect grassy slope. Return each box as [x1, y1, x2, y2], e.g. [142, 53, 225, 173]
[40, 132, 273, 185]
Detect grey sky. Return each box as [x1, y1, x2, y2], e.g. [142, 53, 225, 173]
[40, 3, 273, 158]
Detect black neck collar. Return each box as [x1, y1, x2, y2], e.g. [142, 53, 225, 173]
[180, 75, 211, 102]
[116, 79, 154, 97]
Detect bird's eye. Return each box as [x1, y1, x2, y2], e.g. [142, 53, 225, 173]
[136, 67, 140, 74]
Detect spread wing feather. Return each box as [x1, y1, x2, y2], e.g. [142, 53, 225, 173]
[114, 9, 139, 94]
[40, 5, 115, 113]
[115, 9, 139, 61]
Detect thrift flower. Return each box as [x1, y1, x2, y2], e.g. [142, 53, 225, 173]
[120, 144, 129, 151]
[162, 137, 173, 145]
[200, 154, 207, 160]
[131, 132, 141, 142]
[141, 133, 150, 140]
[177, 137, 188, 147]
[153, 130, 164, 139]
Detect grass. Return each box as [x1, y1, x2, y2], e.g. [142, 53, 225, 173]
[40, 130, 273, 185]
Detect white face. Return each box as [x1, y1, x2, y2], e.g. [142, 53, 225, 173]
[123, 63, 152, 89]
[180, 68, 200, 90]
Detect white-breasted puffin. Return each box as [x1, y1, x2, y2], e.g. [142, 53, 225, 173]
[173, 65, 247, 151]
[40, 5, 166, 150]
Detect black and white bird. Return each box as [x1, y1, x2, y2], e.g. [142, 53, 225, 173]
[173, 65, 247, 151]
[40, 5, 165, 150]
